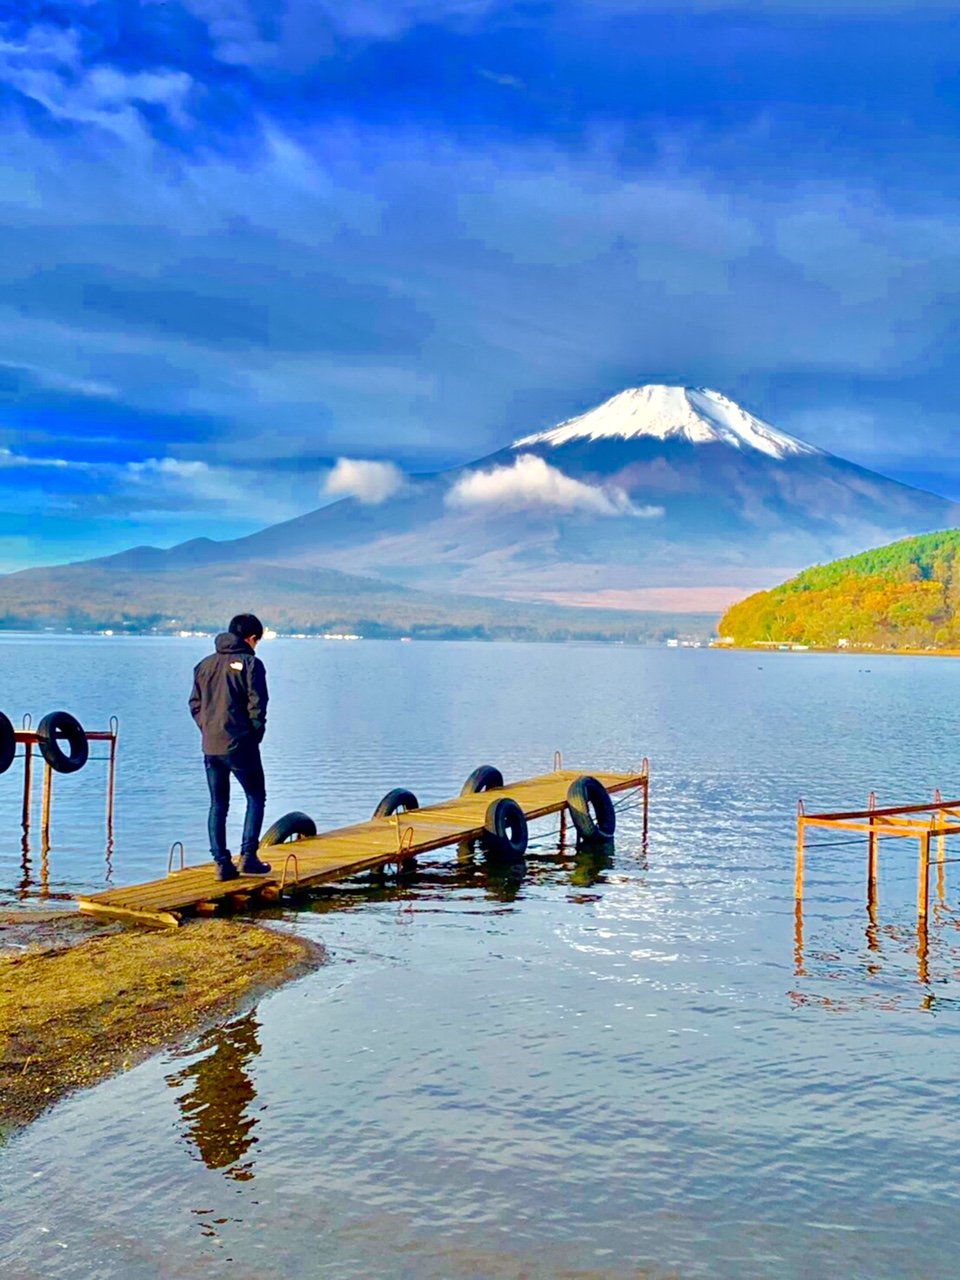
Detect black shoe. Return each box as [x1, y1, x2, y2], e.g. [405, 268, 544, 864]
[239, 853, 272, 876]
[215, 859, 240, 882]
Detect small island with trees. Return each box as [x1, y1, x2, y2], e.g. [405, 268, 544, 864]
[718, 529, 960, 653]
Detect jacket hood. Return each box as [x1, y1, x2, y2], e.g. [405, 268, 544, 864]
[215, 632, 253, 655]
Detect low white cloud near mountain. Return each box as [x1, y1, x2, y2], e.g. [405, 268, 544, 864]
[324, 457, 408, 505]
[445, 453, 663, 518]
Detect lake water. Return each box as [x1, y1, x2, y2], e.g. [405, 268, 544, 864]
[2, 636, 960, 1279]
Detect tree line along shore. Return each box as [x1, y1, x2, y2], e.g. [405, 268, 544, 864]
[718, 529, 960, 653]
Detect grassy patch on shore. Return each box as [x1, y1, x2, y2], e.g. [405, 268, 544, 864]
[0, 917, 321, 1134]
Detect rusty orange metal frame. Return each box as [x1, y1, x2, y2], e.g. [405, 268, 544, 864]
[12, 714, 119, 852]
[798, 783, 960, 947]
[795, 790, 960, 982]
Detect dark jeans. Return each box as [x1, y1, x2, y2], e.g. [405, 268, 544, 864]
[204, 744, 266, 862]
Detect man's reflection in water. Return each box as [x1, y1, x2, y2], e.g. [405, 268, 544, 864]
[167, 1011, 262, 1181]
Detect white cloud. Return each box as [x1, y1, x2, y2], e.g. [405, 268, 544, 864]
[177, 0, 501, 64]
[173, 0, 279, 67]
[0, 22, 193, 143]
[126, 456, 254, 508]
[445, 453, 662, 517]
[127, 457, 210, 479]
[120, 456, 307, 523]
[176, 0, 959, 67]
[0, 445, 89, 470]
[3, 23, 960, 474]
[322, 0, 501, 38]
[0, 449, 274, 512]
[0, 360, 119, 399]
[2, 108, 956, 471]
[323, 457, 407, 504]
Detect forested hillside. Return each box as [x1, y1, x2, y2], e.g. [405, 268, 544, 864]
[0, 558, 714, 644]
[719, 530, 960, 649]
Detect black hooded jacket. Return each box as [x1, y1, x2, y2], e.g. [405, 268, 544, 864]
[188, 633, 268, 756]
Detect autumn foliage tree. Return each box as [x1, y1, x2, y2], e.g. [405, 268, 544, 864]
[719, 530, 960, 649]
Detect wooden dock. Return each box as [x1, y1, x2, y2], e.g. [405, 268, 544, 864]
[77, 765, 649, 927]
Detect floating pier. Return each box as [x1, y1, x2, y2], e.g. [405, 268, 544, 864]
[77, 763, 649, 928]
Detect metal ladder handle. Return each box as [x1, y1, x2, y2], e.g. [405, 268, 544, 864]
[279, 851, 300, 895]
[393, 817, 416, 865]
[167, 840, 185, 874]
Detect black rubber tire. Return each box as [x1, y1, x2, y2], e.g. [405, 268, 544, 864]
[461, 764, 504, 796]
[483, 797, 528, 858]
[260, 810, 317, 846]
[0, 712, 15, 776]
[567, 775, 616, 842]
[372, 788, 419, 819]
[36, 711, 88, 774]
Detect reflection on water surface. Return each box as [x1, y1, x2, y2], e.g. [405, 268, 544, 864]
[167, 1012, 263, 1182]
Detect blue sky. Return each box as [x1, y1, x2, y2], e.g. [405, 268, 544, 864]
[2, 0, 960, 568]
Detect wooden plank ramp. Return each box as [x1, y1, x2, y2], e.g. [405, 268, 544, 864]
[76, 767, 648, 927]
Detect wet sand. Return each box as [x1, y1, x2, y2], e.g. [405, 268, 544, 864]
[0, 912, 322, 1134]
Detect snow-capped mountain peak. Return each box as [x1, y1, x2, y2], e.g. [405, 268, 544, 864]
[513, 385, 821, 460]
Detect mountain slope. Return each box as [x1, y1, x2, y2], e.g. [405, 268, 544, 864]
[3, 385, 959, 623]
[718, 529, 960, 649]
[0, 557, 714, 641]
[152, 385, 956, 607]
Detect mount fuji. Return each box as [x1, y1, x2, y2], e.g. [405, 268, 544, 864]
[3, 385, 959, 623]
[514, 385, 819, 457]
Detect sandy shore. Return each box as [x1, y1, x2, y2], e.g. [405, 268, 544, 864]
[0, 911, 322, 1134]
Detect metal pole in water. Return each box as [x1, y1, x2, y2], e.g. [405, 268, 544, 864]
[106, 715, 119, 836]
[642, 758, 650, 844]
[934, 789, 947, 906]
[40, 762, 53, 849]
[918, 829, 931, 928]
[795, 799, 805, 900]
[867, 790, 878, 898]
[917, 831, 931, 987]
[865, 892, 881, 978]
[21, 739, 32, 832]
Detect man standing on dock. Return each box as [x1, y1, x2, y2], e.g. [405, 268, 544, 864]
[189, 614, 273, 881]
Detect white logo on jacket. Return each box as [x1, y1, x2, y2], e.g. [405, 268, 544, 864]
[229, 661, 244, 670]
